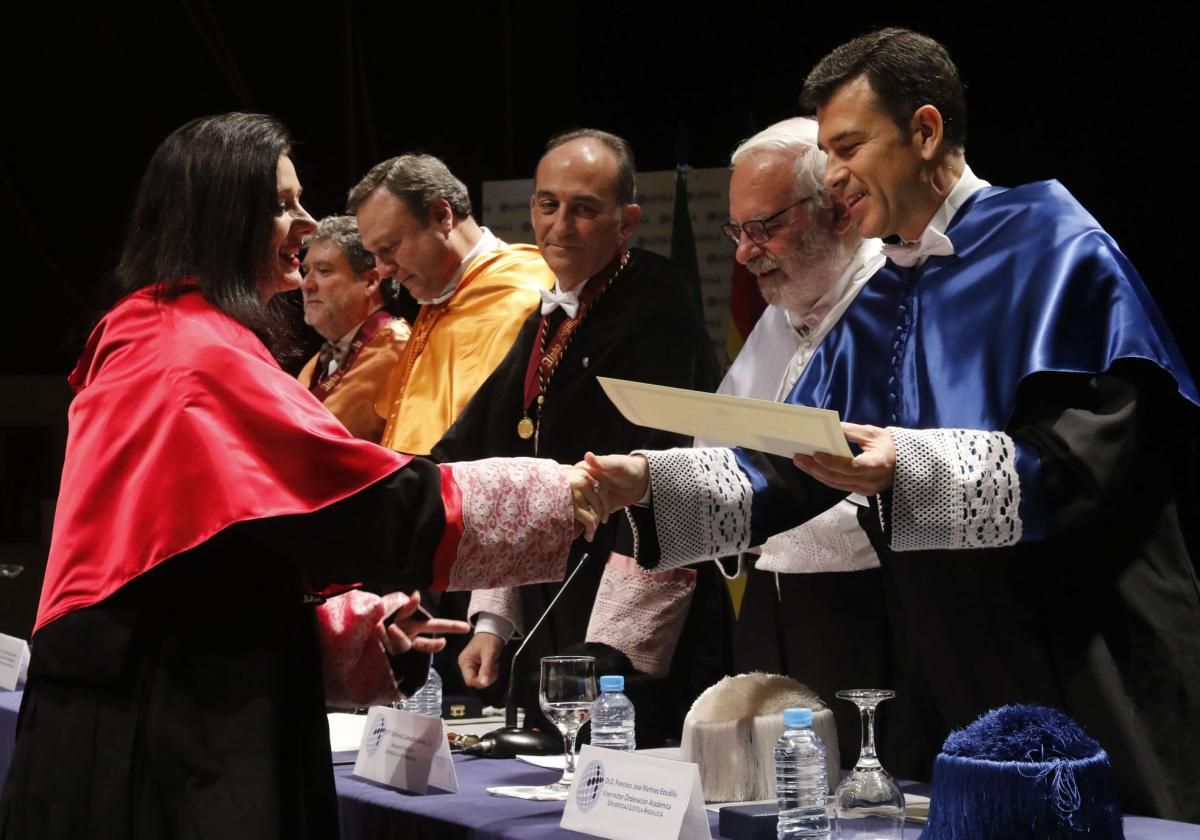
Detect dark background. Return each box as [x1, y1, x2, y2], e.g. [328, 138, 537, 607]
[2, 4, 1197, 373]
[1, 5, 1197, 635]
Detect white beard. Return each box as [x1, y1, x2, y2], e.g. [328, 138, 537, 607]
[752, 229, 859, 314]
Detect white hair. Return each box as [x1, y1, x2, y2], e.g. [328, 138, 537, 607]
[730, 117, 827, 202]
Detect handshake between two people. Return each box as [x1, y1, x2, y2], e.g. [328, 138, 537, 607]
[563, 453, 650, 542]
[381, 425, 900, 693]
[566, 422, 900, 540]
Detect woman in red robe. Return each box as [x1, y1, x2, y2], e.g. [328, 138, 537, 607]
[0, 112, 604, 839]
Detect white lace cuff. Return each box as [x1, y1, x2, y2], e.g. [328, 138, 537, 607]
[756, 499, 880, 573]
[638, 447, 753, 569]
[585, 553, 696, 677]
[886, 427, 1023, 552]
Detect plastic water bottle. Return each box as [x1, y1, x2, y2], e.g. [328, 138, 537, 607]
[589, 675, 636, 751]
[403, 664, 442, 717]
[775, 707, 831, 839]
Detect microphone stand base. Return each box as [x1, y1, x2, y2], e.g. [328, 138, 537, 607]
[467, 726, 563, 759]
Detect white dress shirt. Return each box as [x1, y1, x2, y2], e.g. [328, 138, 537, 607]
[881, 164, 989, 268]
[415, 228, 501, 305]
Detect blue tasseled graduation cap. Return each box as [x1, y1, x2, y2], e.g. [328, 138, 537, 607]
[920, 705, 1124, 840]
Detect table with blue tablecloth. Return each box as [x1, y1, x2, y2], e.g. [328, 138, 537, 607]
[3, 689, 1198, 838]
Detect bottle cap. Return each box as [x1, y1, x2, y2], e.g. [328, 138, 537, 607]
[783, 707, 813, 727]
[599, 675, 625, 692]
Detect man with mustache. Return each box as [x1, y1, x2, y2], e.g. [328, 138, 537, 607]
[717, 117, 888, 765]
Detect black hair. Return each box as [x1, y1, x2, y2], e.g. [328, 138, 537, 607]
[800, 28, 967, 151]
[107, 112, 297, 352]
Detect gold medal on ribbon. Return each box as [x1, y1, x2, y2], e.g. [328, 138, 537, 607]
[517, 415, 535, 439]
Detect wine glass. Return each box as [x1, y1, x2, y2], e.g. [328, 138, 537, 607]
[539, 655, 598, 791]
[833, 689, 905, 839]
[486, 655, 597, 801]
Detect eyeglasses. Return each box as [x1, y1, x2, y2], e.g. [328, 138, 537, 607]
[721, 193, 820, 246]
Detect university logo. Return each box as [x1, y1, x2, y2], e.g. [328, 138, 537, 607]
[365, 712, 388, 757]
[575, 759, 606, 813]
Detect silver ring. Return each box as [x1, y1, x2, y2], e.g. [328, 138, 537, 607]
[592, 483, 602, 494]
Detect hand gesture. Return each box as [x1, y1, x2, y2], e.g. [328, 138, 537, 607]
[793, 422, 896, 495]
[380, 590, 470, 656]
[580, 452, 650, 510]
[458, 631, 505, 689]
[564, 465, 610, 541]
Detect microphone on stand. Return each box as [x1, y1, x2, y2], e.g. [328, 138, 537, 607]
[462, 552, 592, 758]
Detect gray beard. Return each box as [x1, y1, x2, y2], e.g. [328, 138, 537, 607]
[751, 234, 858, 315]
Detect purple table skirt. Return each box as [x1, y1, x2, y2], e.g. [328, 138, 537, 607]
[2, 690, 1197, 839]
[332, 748, 1200, 840]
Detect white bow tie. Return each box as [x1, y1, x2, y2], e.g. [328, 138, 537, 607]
[539, 287, 582, 319]
[881, 227, 955, 267]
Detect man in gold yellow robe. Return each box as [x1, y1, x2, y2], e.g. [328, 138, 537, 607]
[349, 154, 554, 455]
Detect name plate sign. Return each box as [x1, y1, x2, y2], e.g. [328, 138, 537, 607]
[562, 745, 710, 839]
[0, 633, 29, 691]
[352, 705, 459, 794]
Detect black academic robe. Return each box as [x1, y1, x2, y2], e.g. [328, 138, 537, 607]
[629, 362, 1200, 821]
[0, 284, 580, 838]
[1, 465, 456, 839]
[708, 182, 1200, 820]
[868, 365, 1200, 823]
[734, 564, 890, 770]
[433, 248, 731, 741]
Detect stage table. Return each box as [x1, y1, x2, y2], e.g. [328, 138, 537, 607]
[2, 690, 1197, 838]
[331, 742, 1200, 839]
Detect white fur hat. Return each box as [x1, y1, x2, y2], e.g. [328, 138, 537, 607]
[680, 673, 840, 803]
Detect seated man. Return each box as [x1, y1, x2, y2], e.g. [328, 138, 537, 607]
[349, 154, 554, 456]
[433, 129, 731, 742]
[297, 215, 410, 443]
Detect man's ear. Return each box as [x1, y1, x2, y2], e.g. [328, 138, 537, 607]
[428, 198, 455, 234]
[618, 203, 642, 243]
[911, 104, 944, 161]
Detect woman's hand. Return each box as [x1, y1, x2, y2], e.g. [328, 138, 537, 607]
[380, 590, 470, 656]
[579, 452, 650, 510]
[564, 465, 610, 541]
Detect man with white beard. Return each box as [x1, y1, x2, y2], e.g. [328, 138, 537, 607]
[716, 117, 888, 765]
